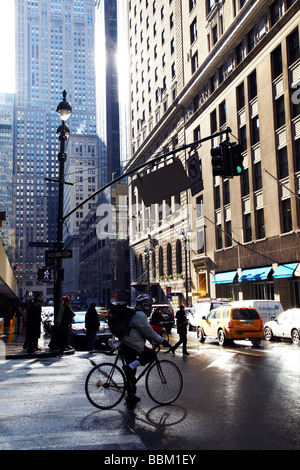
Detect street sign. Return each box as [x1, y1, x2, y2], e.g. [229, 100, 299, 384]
[45, 249, 73, 260]
[187, 152, 203, 196]
[29, 241, 57, 248]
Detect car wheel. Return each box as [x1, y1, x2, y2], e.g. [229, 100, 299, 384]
[264, 326, 273, 341]
[218, 329, 227, 346]
[291, 329, 300, 345]
[197, 327, 205, 343]
[251, 338, 261, 347]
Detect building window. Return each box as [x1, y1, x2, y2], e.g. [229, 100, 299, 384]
[244, 213, 252, 242]
[278, 146, 289, 179]
[256, 208, 265, 239]
[237, 82, 245, 110]
[190, 17, 197, 45]
[275, 95, 285, 129]
[248, 70, 257, 100]
[216, 224, 222, 249]
[288, 28, 300, 65]
[272, 45, 283, 79]
[254, 161, 262, 191]
[281, 199, 292, 233]
[167, 243, 172, 277]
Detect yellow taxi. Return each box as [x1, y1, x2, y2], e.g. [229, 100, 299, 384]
[96, 306, 108, 320]
[196, 305, 264, 347]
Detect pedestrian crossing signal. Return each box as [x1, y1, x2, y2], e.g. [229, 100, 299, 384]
[38, 268, 52, 281]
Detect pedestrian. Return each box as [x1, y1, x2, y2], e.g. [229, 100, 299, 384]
[24, 295, 42, 354]
[150, 307, 163, 335]
[171, 305, 190, 356]
[85, 303, 100, 352]
[55, 296, 75, 352]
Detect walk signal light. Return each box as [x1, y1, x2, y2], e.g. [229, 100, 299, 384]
[38, 268, 52, 281]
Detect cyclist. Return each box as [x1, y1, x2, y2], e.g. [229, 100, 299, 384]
[121, 294, 171, 405]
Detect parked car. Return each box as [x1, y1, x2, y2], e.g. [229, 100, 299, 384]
[43, 310, 54, 334]
[264, 308, 300, 345]
[197, 305, 264, 347]
[151, 304, 175, 333]
[70, 312, 112, 349]
[189, 300, 229, 330]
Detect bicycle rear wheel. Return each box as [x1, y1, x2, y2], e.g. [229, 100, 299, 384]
[85, 362, 126, 409]
[145, 360, 183, 405]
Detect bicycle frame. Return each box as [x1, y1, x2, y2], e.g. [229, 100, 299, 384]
[111, 344, 167, 385]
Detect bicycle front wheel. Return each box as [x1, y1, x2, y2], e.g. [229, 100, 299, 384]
[85, 362, 126, 409]
[145, 360, 183, 405]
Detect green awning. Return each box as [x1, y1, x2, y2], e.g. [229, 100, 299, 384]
[212, 271, 238, 284]
[238, 266, 272, 282]
[273, 263, 298, 279]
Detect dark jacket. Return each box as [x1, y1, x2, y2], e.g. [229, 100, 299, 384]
[176, 308, 188, 333]
[26, 303, 42, 339]
[85, 306, 100, 331]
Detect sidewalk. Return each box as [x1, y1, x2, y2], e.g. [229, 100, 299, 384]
[0, 320, 74, 360]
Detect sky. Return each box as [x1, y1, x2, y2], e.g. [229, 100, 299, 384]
[0, 0, 15, 93]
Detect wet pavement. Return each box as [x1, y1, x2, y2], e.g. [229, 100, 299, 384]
[0, 319, 74, 360]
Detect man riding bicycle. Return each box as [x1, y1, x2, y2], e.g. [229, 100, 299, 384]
[120, 294, 171, 405]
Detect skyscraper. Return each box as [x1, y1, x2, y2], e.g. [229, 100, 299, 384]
[13, 0, 96, 303]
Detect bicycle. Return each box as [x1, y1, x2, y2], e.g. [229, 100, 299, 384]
[85, 340, 183, 409]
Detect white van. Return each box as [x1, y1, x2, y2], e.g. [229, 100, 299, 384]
[229, 300, 283, 324]
[189, 300, 229, 329]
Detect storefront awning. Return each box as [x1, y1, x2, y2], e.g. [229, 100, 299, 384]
[273, 263, 298, 279]
[212, 271, 238, 284]
[238, 266, 272, 282]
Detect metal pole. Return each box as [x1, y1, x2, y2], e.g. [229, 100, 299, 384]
[53, 121, 67, 321]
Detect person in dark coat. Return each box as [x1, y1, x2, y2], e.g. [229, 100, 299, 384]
[171, 305, 189, 356]
[55, 296, 75, 352]
[85, 303, 100, 352]
[24, 295, 42, 354]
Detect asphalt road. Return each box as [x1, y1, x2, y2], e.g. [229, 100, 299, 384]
[1, 330, 300, 453]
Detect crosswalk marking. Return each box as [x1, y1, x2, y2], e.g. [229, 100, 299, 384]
[0, 430, 145, 450]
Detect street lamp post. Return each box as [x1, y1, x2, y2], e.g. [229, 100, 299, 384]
[180, 227, 193, 307]
[144, 245, 153, 295]
[53, 90, 72, 321]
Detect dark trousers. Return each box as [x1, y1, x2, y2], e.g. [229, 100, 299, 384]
[122, 344, 156, 395]
[173, 329, 187, 354]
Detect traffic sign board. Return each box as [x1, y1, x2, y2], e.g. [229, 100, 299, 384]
[45, 249, 73, 260]
[187, 152, 203, 196]
[29, 241, 57, 248]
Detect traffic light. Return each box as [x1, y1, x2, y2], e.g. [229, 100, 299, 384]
[211, 141, 244, 178]
[211, 142, 232, 177]
[211, 145, 224, 177]
[231, 143, 244, 176]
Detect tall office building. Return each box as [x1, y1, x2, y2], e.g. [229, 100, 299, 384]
[0, 93, 14, 261]
[125, 0, 300, 309]
[13, 0, 96, 302]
